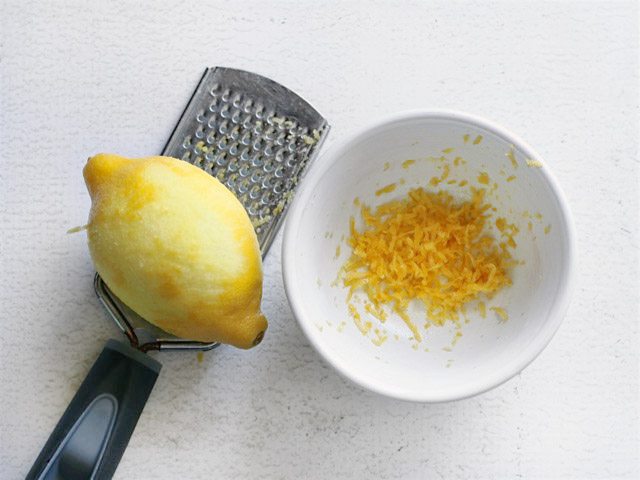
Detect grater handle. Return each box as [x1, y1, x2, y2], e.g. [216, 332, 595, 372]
[27, 339, 161, 480]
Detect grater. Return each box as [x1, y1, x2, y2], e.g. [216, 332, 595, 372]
[28, 68, 329, 480]
[94, 67, 330, 353]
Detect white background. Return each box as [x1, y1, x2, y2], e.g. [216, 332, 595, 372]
[1, 1, 638, 479]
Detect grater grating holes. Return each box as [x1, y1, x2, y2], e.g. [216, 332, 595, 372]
[170, 74, 326, 247]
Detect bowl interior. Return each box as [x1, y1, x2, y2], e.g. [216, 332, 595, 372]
[284, 113, 573, 401]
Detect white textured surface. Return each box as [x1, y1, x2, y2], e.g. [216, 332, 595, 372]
[1, 1, 638, 478]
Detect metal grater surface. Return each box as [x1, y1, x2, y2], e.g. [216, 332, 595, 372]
[162, 67, 329, 256]
[94, 67, 329, 351]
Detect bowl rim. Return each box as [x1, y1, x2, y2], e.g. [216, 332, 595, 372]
[282, 109, 576, 403]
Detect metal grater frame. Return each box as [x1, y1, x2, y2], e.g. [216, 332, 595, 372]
[93, 67, 330, 352]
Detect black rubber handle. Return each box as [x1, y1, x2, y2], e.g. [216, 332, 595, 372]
[27, 339, 162, 480]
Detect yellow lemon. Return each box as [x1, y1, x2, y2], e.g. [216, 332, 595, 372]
[83, 154, 267, 349]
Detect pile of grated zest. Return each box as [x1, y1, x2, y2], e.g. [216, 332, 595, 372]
[341, 187, 517, 342]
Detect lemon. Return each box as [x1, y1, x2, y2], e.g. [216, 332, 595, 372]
[83, 154, 267, 349]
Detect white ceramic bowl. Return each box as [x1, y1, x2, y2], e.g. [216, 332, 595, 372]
[282, 110, 575, 402]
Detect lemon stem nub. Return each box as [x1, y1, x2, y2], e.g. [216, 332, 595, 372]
[253, 331, 265, 346]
